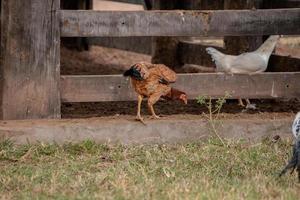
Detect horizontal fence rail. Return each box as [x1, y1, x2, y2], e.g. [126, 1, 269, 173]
[60, 9, 300, 37]
[88, 37, 152, 54]
[61, 72, 300, 102]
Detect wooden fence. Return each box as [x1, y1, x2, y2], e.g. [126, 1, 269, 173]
[1, 0, 300, 120]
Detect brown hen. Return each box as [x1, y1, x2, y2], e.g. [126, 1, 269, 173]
[124, 62, 187, 123]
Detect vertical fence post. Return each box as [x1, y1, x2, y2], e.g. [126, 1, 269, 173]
[0, 0, 61, 120]
[224, 0, 264, 54]
[151, 0, 192, 69]
[61, 0, 92, 51]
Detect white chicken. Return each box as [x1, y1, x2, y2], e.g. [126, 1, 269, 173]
[206, 35, 280, 109]
[279, 112, 300, 181]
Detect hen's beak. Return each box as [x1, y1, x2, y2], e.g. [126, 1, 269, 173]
[183, 98, 188, 104]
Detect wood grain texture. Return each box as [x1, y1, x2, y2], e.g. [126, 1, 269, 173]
[224, 0, 264, 56]
[61, 73, 300, 102]
[263, 0, 300, 8]
[60, 9, 300, 37]
[61, 0, 92, 51]
[109, 0, 145, 5]
[150, 0, 182, 69]
[89, 37, 152, 54]
[178, 41, 224, 68]
[1, 0, 61, 120]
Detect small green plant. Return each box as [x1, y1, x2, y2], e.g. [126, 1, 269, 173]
[197, 92, 231, 146]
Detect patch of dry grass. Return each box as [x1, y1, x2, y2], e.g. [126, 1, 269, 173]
[0, 138, 299, 199]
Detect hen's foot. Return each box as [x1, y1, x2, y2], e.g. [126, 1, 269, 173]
[238, 99, 245, 107]
[150, 115, 160, 119]
[135, 115, 146, 125]
[238, 103, 245, 108]
[246, 103, 257, 110]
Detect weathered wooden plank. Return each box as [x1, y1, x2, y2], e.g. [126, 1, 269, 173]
[178, 41, 224, 68]
[61, 0, 93, 9]
[263, 0, 300, 8]
[150, 0, 224, 69]
[268, 55, 300, 72]
[109, 0, 153, 9]
[191, 0, 224, 10]
[60, 73, 300, 102]
[109, 0, 145, 5]
[224, 0, 264, 55]
[89, 37, 152, 54]
[224, 0, 263, 10]
[61, 0, 92, 51]
[60, 9, 300, 37]
[1, 0, 61, 119]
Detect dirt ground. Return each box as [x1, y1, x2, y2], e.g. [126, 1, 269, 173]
[61, 99, 300, 119]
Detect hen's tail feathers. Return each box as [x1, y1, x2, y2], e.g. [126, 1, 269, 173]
[206, 47, 224, 63]
[255, 35, 280, 56]
[123, 66, 143, 81]
[279, 140, 300, 182]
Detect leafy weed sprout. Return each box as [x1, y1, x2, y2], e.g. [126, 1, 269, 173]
[197, 92, 231, 146]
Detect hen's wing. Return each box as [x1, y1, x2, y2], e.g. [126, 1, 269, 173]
[228, 53, 267, 73]
[151, 64, 177, 84]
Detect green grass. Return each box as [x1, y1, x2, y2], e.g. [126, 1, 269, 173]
[0, 138, 299, 200]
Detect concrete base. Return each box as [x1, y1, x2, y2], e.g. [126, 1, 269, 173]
[0, 115, 294, 144]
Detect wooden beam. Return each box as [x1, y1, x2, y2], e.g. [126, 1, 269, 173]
[150, 0, 182, 69]
[268, 55, 300, 72]
[224, 0, 264, 55]
[61, 0, 92, 51]
[191, 0, 224, 10]
[60, 9, 300, 37]
[178, 41, 224, 68]
[1, 0, 61, 119]
[224, 0, 263, 9]
[263, 0, 300, 8]
[88, 37, 152, 54]
[109, 0, 145, 5]
[60, 73, 300, 102]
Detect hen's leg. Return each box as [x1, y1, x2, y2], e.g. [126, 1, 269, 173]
[148, 94, 161, 119]
[245, 99, 257, 110]
[136, 95, 145, 124]
[149, 106, 160, 119]
[238, 98, 245, 107]
[245, 99, 251, 105]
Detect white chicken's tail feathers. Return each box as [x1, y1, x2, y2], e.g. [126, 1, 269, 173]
[255, 35, 280, 55]
[206, 47, 224, 63]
